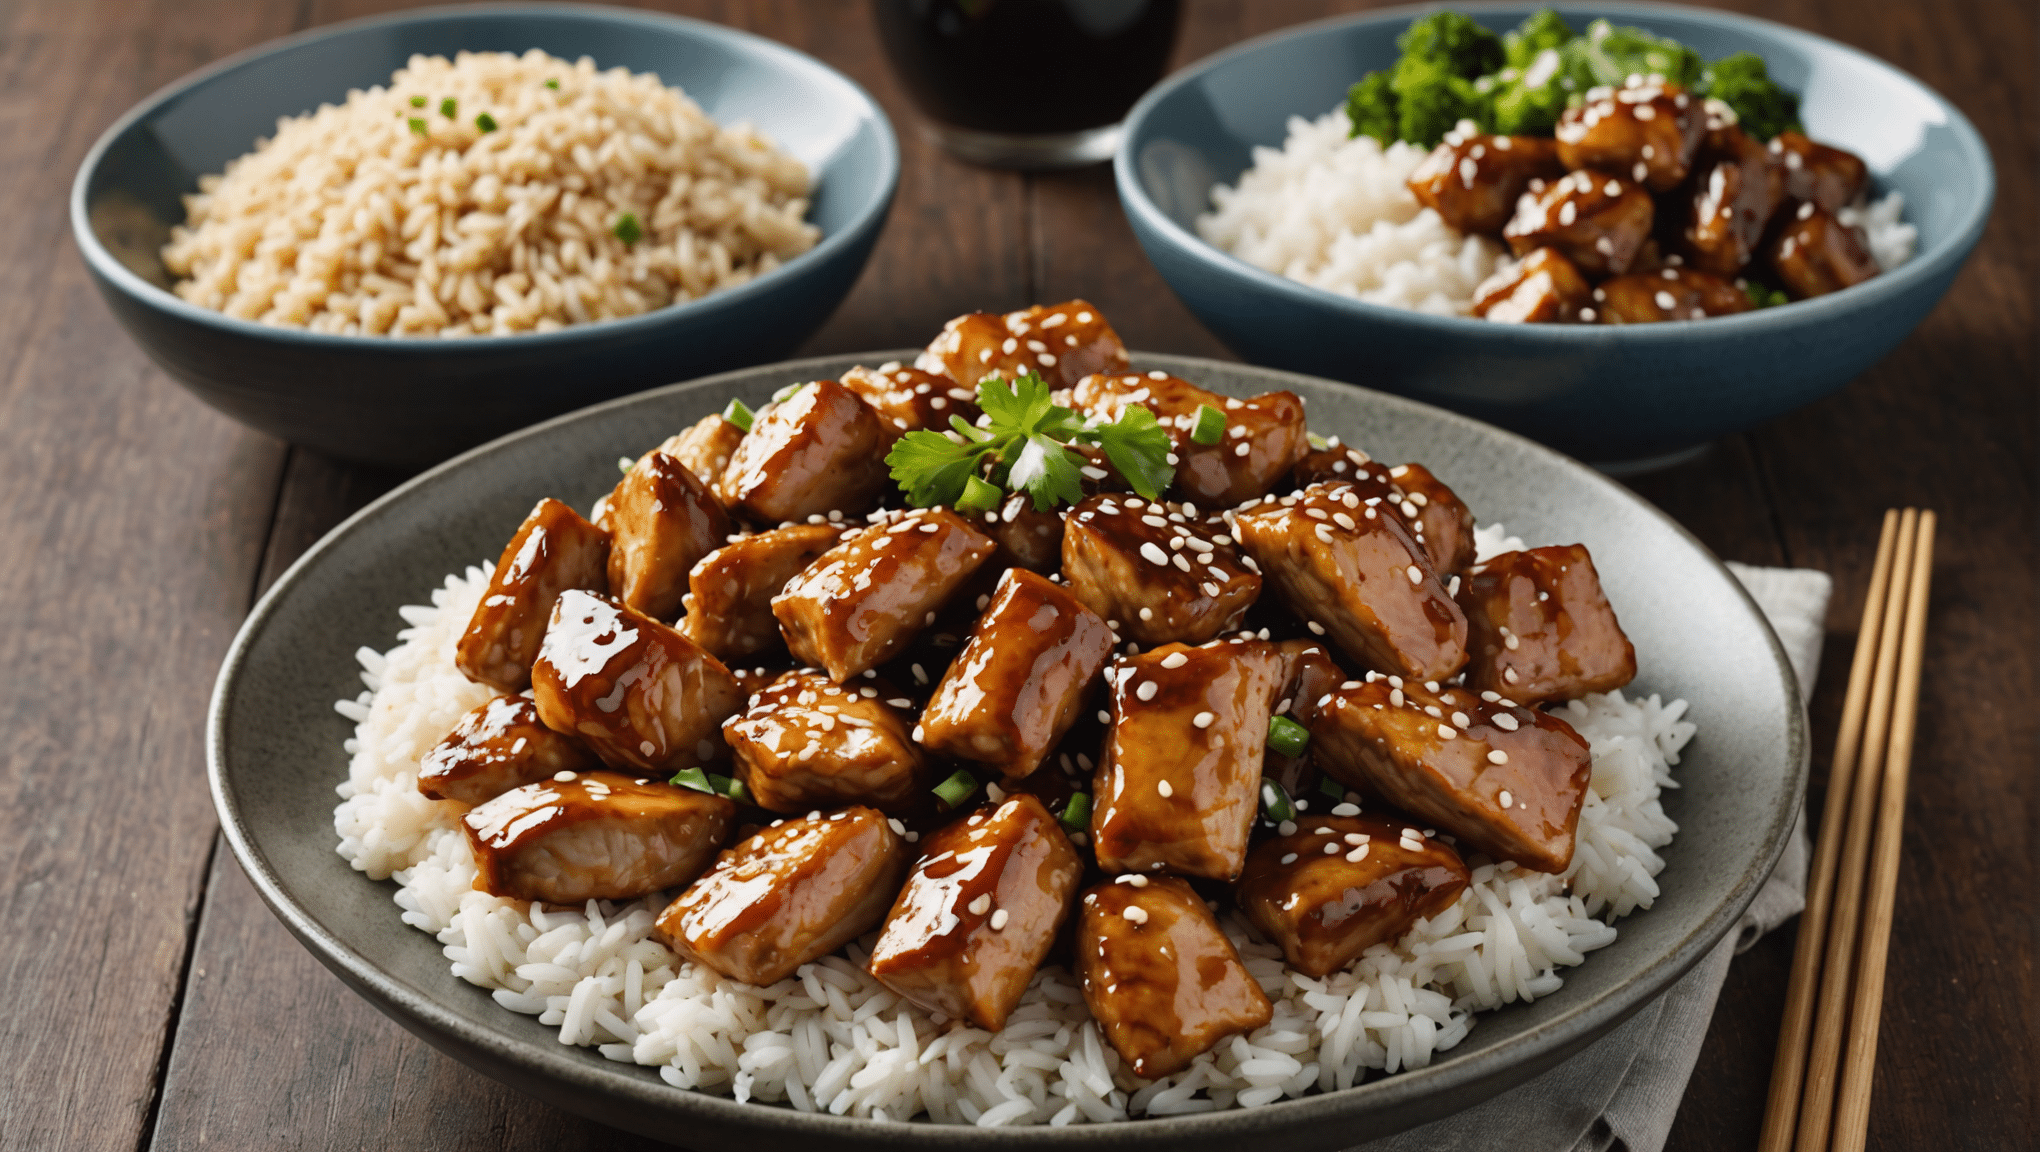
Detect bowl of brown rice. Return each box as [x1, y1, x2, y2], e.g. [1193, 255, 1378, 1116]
[72, 3, 897, 468]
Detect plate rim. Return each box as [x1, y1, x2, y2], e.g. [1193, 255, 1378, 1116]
[207, 350, 1808, 1147]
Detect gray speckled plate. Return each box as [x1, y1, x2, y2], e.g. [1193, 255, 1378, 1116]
[208, 354, 1805, 1150]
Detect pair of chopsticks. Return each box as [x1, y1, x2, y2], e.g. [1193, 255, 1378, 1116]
[1758, 509, 1937, 1152]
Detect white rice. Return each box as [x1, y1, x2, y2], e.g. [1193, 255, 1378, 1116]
[1196, 107, 1917, 316]
[332, 523, 1694, 1124]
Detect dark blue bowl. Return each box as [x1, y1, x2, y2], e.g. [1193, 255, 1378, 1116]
[1116, 2, 1994, 468]
[72, 3, 897, 469]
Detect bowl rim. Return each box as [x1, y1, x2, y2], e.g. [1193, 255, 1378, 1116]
[1114, 0, 1997, 340]
[68, 0, 900, 353]
[208, 348, 1808, 1147]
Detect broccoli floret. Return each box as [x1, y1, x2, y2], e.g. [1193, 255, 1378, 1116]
[1701, 51, 1803, 140]
[1394, 11, 1505, 83]
[1740, 278, 1791, 309]
[1503, 9, 1573, 69]
[1394, 70, 1492, 147]
[1570, 18, 1703, 89]
[1346, 71, 1400, 145]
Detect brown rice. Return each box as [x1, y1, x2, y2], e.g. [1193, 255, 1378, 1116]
[162, 50, 820, 337]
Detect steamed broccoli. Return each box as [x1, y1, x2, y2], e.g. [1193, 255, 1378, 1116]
[1490, 11, 1576, 135]
[1344, 12, 1502, 147]
[1394, 11, 1505, 84]
[1569, 18, 1703, 89]
[1700, 51, 1803, 139]
[1395, 71, 1493, 147]
[1502, 9, 1573, 69]
[1345, 71, 1400, 145]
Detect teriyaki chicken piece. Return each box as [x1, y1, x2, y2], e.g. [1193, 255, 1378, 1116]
[916, 299, 1129, 392]
[1075, 874, 1273, 1079]
[461, 770, 733, 903]
[1070, 371, 1309, 506]
[1309, 675, 1593, 874]
[418, 695, 597, 806]
[1234, 481, 1469, 683]
[1472, 246, 1594, 324]
[1456, 543, 1637, 704]
[713, 378, 894, 524]
[772, 507, 997, 681]
[723, 670, 932, 814]
[530, 589, 745, 775]
[1234, 813, 1471, 977]
[656, 806, 908, 986]
[1554, 80, 1706, 192]
[602, 448, 730, 622]
[1593, 266, 1752, 323]
[918, 568, 1116, 780]
[1770, 131, 1869, 213]
[1060, 493, 1260, 646]
[839, 362, 982, 434]
[1406, 131, 1566, 234]
[1503, 168, 1657, 277]
[1281, 458, 1478, 579]
[868, 794, 1084, 1031]
[456, 497, 610, 693]
[1678, 123, 1786, 276]
[677, 523, 844, 660]
[980, 491, 1065, 573]
[1765, 202, 1880, 299]
[659, 414, 746, 497]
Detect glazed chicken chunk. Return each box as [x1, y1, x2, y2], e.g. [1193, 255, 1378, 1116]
[1289, 458, 1479, 579]
[1771, 131, 1869, 213]
[773, 507, 997, 681]
[1554, 81, 1706, 192]
[603, 449, 731, 622]
[713, 378, 894, 523]
[1060, 494, 1261, 646]
[656, 806, 908, 986]
[659, 414, 746, 496]
[1310, 676, 1592, 874]
[1473, 246, 1595, 324]
[1679, 125, 1786, 276]
[1593, 266, 1752, 323]
[983, 492, 1065, 573]
[1234, 814, 1471, 978]
[916, 299, 1129, 392]
[1766, 202, 1880, 299]
[1503, 168, 1657, 277]
[418, 695, 597, 806]
[1091, 638, 1336, 880]
[723, 670, 932, 814]
[462, 770, 733, 903]
[1076, 875, 1273, 1079]
[456, 498, 611, 693]
[531, 590, 745, 774]
[1071, 371, 1309, 506]
[868, 794, 1084, 1031]
[1457, 544, 1637, 705]
[1234, 482, 1469, 682]
[919, 568, 1116, 779]
[677, 524, 844, 660]
[1407, 131, 1566, 234]
[840, 362, 982, 434]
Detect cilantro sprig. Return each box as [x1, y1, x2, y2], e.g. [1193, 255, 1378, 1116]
[885, 372, 1174, 512]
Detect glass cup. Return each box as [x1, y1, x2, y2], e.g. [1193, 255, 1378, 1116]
[872, 0, 1183, 169]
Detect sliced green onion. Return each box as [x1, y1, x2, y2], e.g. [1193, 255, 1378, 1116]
[707, 773, 734, 795]
[475, 112, 498, 133]
[933, 768, 978, 808]
[440, 97, 458, 118]
[409, 95, 427, 108]
[407, 117, 427, 136]
[956, 474, 1002, 514]
[1058, 791, 1092, 833]
[1190, 404, 1227, 446]
[1317, 774, 1346, 800]
[544, 78, 560, 90]
[721, 398, 756, 432]
[724, 777, 751, 804]
[612, 212, 643, 246]
[1307, 431, 1330, 451]
[1260, 777, 1296, 824]
[670, 767, 713, 793]
[772, 381, 808, 403]
[617, 455, 636, 474]
[1267, 715, 1311, 758]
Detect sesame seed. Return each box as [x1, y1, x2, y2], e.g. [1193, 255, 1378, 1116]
[1192, 711, 1215, 728]
[1452, 711, 1470, 727]
[1331, 802, 1360, 816]
[1158, 780, 1174, 798]
[1492, 713, 1520, 731]
[1488, 749, 1510, 765]
[1138, 607, 1153, 621]
[990, 908, 1009, 930]
[1281, 853, 1298, 865]
[1406, 565, 1423, 585]
[1160, 652, 1188, 669]
[1324, 842, 1341, 854]
[1172, 553, 1191, 572]
[1098, 710, 1112, 723]
[1307, 621, 1326, 635]
[1122, 905, 1148, 924]
[1136, 680, 1158, 702]
[1499, 789, 1514, 806]
[553, 771, 577, 782]
[1139, 542, 1168, 566]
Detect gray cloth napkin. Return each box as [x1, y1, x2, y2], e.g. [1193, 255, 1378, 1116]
[1350, 563, 1832, 1152]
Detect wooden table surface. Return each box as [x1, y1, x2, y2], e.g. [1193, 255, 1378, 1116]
[3, 1, 2031, 1148]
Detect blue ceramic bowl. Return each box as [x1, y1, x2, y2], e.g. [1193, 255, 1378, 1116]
[1116, 2, 1994, 468]
[72, 3, 897, 469]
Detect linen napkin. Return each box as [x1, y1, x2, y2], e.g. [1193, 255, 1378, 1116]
[1350, 563, 1833, 1152]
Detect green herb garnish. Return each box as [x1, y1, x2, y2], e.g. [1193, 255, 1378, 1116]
[1307, 431, 1331, 451]
[956, 474, 1003, 514]
[884, 372, 1175, 513]
[1268, 714, 1312, 758]
[670, 767, 713, 793]
[410, 95, 427, 108]
[722, 397, 756, 432]
[771, 382, 808, 403]
[544, 78, 560, 90]
[440, 97, 457, 118]
[933, 768, 979, 808]
[724, 776, 751, 804]
[475, 112, 498, 133]
[1318, 774, 1347, 801]
[1259, 778, 1297, 823]
[1190, 404, 1227, 446]
[407, 117, 427, 136]
[1058, 791, 1092, 834]
[612, 212, 643, 245]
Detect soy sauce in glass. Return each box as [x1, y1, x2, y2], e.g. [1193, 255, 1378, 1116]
[872, 0, 1182, 168]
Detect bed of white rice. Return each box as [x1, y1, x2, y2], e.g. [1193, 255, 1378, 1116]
[1195, 108, 1917, 317]
[331, 523, 1696, 1125]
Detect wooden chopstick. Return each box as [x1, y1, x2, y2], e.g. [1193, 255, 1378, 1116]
[1830, 511, 1936, 1151]
[1757, 511, 1900, 1152]
[1758, 508, 1936, 1152]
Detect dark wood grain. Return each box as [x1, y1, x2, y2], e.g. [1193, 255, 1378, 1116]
[2, 0, 2027, 1149]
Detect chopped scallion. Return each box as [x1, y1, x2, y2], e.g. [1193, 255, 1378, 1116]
[771, 381, 808, 403]
[410, 95, 427, 108]
[544, 78, 560, 90]
[617, 455, 636, 474]
[707, 773, 735, 796]
[1260, 777, 1297, 823]
[724, 777, 751, 804]
[1058, 791, 1092, 832]
[722, 398, 756, 432]
[1307, 431, 1330, 451]
[1267, 714, 1311, 758]
[932, 768, 978, 808]
[670, 767, 713, 793]
[1317, 774, 1346, 800]
[440, 97, 457, 118]
[407, 117, 427, 136]
[612, 212, 643, 246]
[956, 474, 1002, 514]
[475, 112, 498, 133]
[1190, 404, 1227, 445]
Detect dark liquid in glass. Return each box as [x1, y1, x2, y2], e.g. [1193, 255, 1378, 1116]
[873, 0, 1182, 135]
